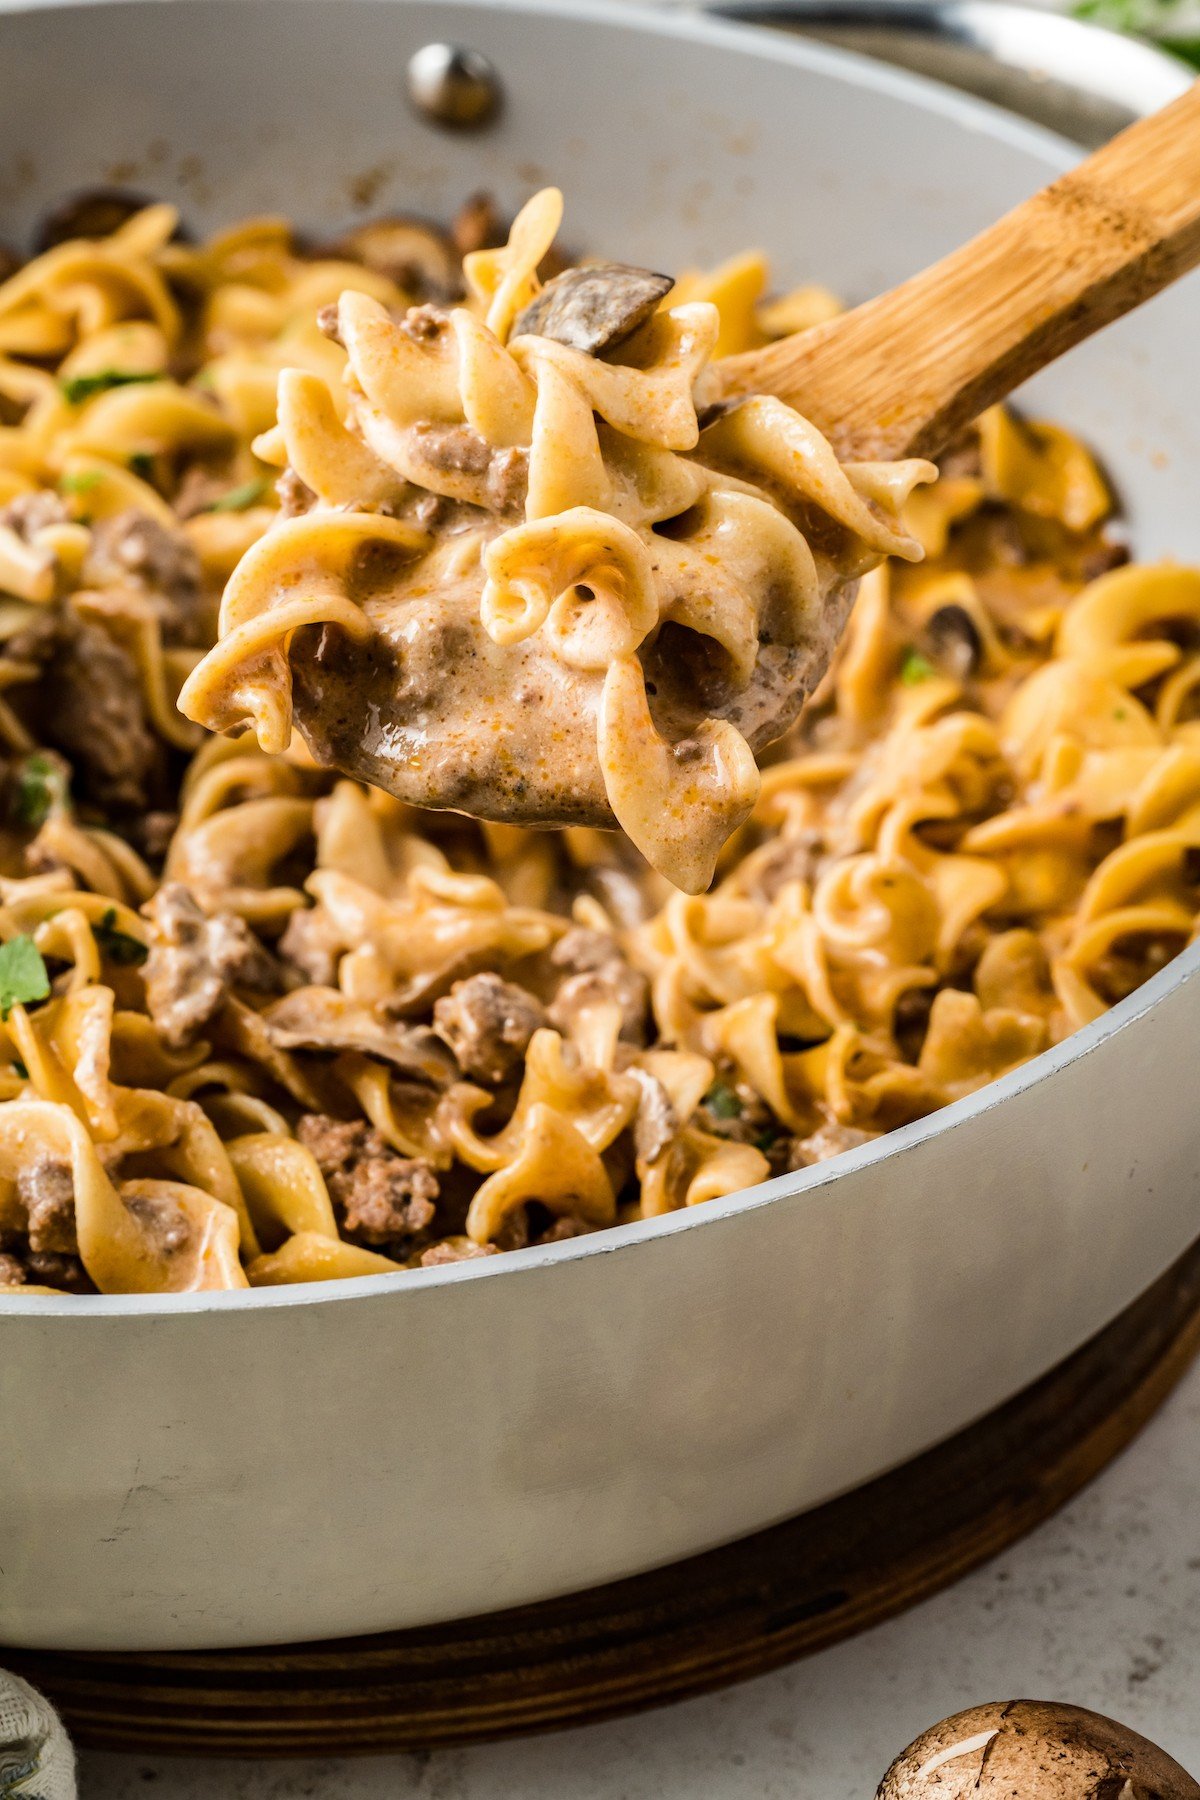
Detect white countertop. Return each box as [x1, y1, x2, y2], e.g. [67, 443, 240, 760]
[80, 1353, 1200, 1798]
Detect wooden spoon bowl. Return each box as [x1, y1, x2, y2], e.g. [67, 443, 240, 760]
[293, 82, 1200, 835]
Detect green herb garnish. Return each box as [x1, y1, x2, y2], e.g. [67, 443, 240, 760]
[1162, 36, 1200, 69]
[1074, 0, 1177, 30]
[0, 936, 50, 1019]
[12, 752, 69, 829]
[93, 907, 149, 967]
[900, 648, 936, 686]
[60, 369, 161, 406]
[1071, 0, 1200, 68]
[60, 469, 103, 496]
[11, 1058, 28, 1081]
[206, 478, 269, 513]
[128, 451, 156, 481]
[705, 1080, 743, 1120]
[754, 1128, 783, 1153]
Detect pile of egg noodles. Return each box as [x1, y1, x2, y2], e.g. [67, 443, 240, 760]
[0, 192, 1194, 1297]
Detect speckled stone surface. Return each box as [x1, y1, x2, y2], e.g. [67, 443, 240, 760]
[79, 1356, 1200, 1798]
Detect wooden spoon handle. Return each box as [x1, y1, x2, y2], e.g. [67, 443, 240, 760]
[711, 80, 1200, 460]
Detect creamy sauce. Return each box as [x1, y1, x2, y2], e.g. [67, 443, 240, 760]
[182, 189, 934, 890]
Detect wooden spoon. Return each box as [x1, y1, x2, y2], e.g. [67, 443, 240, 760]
[707, 80, 1200, 460]
[290, 85, 1200, 855]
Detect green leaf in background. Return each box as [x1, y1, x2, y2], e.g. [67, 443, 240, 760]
[93, 908, 149, 967]
[12, 752, 69, 829]
[900, 647, 936, 686]
[1160, 33, 1200, 64]
[59, 469, 103, 496]
[0, 936, 50, 1019]
[1073, 0, 1200, 64]
[60, 369, 161, 406]
[705, 1080, 743, 1120]
[206, 478, 269, 513]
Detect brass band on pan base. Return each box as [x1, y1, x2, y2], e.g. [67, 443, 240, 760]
[10, 1232, 1200, 1759]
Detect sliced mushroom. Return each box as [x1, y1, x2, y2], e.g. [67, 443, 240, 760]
[329, 218, 460, 299]
[512, 261, 674, 357]
[451, 191, 504, 258]
[262, 987, 458, 1086]
[627, 1066, 678, 1164]
[33, 187, 179, 253]
[925, 602, 983, 678]
[877, 1700, 1200, 1800]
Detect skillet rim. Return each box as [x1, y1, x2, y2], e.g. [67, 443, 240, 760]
[0, 0, 1190, 1316]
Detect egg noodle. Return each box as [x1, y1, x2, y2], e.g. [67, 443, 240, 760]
[180, 189, 935, 893]
[0, 191, 1194, 1296]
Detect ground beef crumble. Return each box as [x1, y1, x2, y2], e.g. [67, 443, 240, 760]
[124, 1188, 192, 1255]
[276, 467, 316, 517]
[143, 882, 277, 1048]
[296, 1114, 439, 1252]
[433, 971, 545, 1084]
[0, 1239, 95, 1293]
[547, 926, 650, 1044]
[18, 1158, 77, 1255]
[419, 1238, 498, 1267]
[278, 902, 344, 987]
[787, 1121, 876, 1169]
[83, 509, 208, 646]
[0, 491, 70, 539]
[48, 618, 159, 814]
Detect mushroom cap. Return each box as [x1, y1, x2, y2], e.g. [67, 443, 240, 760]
[33, 185, 163, 253]
[512, 262, 674, 357]
[329, 218, 460, 300]
[877, 1701, 1200, 1800]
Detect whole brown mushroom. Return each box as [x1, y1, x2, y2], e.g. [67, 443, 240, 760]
[32, 186, 180, 252]
[329, 217, 461, 299]
[877, 1701, 1200, 1800]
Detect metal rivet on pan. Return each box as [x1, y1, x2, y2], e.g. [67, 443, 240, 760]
[406, 43, 502, 130]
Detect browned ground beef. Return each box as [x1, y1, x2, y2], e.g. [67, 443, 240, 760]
[433, 971, 545, 1084]
[17, 1158, 77, 1254]
[278, 903, 344, 986]
[143, 882, 277, 1047]
[547, 926, 649, 1044]
[84, 509, 207, 645]
[296, 1114, 439, 1252]
[48, 618, 159, 813]
[788, 1122, 876, 1168]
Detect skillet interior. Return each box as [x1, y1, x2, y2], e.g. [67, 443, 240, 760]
[1, 0, 1199, 1653]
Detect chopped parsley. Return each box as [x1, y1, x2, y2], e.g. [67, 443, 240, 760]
[60, 369, 161, 406]
[754, 1127, 783, 1153]
[12, 752, 69, 829]
[59, 468, 103, 496]
[0, 936, 50, 1019]
[206, 478, 269, 513]
[11, 1058, 28, 1081]
[93, 908, 149, 967]
[900, 647, 936, 686]
[128, 451, 156, 481]
[705, 1079, 743, 1120]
